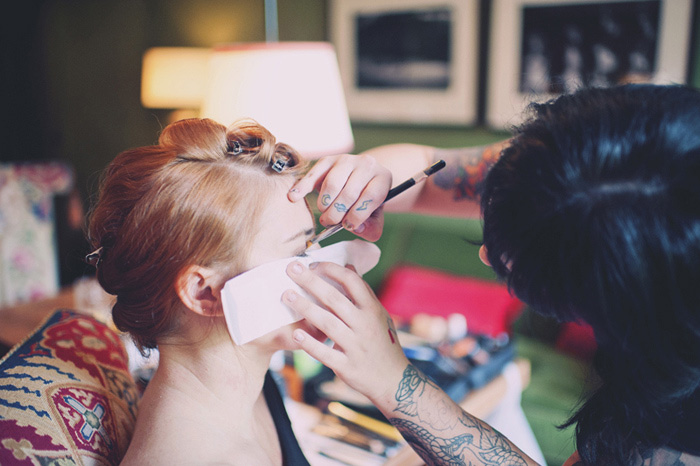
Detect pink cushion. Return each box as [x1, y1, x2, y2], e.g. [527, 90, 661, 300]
[378, 265, 524, 337]
[0, 309, 139, 465]
[555, 321, 597, 360]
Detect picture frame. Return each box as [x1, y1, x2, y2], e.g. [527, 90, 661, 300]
[330, 0, 480, 125]
[486, 0, 694, 129]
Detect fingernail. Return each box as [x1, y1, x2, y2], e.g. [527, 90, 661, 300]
[344, 222, 354, 231]
[290, 262, 303, 275]
[293, 329, 305, 342]
[309, 262, 319, 269]
[354, 222, 366, 234]
[285, 290, 298, 301]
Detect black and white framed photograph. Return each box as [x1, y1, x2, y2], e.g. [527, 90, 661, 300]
[486, 0, 694, 129]
[330, 0, 480, 125]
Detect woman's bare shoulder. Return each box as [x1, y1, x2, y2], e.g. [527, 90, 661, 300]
[633, 448, 700, 466]
[120, 385, 239, 464]
[564, 449, 700, 466]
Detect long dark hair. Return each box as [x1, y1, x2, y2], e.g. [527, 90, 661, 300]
[481, 84, 700, 464]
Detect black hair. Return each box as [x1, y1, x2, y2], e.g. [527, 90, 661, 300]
[481, 84, 700, 464]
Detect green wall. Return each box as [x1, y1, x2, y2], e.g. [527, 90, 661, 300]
[3, 0, 510, 205]
[33, 0, 327, 203]
[4, 0, 698, 205]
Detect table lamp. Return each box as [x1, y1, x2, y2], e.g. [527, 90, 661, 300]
[140, 47, 211, 121]
[200, 42, 354, 159]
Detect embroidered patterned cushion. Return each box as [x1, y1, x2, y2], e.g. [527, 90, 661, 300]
[0, 309, 139, 465]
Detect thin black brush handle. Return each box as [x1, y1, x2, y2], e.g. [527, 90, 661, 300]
[383, 159, 446, 202]
[307, 159, 446, 247]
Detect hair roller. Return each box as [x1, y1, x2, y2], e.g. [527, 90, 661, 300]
[227, 140, 243, 155]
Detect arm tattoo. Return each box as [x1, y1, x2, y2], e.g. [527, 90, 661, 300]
[389, 364, 529, 466]
[392, 418, 474, 466]
[394, 365, 437, 416]
[432, 145, 501, 201]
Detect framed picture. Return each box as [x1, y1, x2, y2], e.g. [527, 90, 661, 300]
[330, 0, 480, 125]
[486, 0, 694, 129]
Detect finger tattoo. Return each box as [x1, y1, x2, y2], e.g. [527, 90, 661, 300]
[334, 202, 349, 212]
[387, 317, 397, 344]
[321, 194, 331, 206]
[356, 199, 373, 211]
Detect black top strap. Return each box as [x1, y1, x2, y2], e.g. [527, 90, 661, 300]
[262, 371, 311, 466]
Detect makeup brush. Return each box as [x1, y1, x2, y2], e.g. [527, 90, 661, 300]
[306, 159, 446, 248]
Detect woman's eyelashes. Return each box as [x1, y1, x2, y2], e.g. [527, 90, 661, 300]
[295, 250, 309, 258]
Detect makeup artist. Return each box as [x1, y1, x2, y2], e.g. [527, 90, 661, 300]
[285, 84, 700, 466]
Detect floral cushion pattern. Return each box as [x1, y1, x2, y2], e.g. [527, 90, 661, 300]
[0, 310, 139, 465]
[0, 163, 74, 307]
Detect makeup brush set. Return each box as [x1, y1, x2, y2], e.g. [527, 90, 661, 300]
[304, 328, 515, 420]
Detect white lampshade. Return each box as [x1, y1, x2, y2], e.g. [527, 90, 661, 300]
[200, 42, 354, 159]
[141, 47, 211, 108]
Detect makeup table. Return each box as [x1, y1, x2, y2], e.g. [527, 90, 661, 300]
[0, 285, 540, 465]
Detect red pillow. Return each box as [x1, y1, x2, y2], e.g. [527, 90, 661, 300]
[378, 265, 524, 337]
[555, 321, 597, 360]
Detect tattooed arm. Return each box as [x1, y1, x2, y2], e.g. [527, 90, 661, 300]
[284, 260, 540, 466]
[361, 141, 508, 218]
[288, 141, 508, 239]
[386, 363, 537, 466]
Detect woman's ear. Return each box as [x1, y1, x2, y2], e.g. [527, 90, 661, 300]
[479, 245, 513, 272]
[175, 265, 224, 316]
[478, 245, 491, 267]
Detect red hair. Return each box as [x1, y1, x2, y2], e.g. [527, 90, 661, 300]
[88, 118, 308, 349]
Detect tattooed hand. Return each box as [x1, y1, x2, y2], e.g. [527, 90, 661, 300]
[287, 154, 392, 241]
[285, 261, 539, 466]
[283, 260, 410, 404]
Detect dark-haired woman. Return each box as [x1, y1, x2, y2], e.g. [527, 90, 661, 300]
[285, 84, 700, 465]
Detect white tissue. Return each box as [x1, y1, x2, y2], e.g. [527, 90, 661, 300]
[221, 240, 381, 345]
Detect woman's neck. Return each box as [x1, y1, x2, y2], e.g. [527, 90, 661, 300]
[125, 328, 284, 465]
[153, 322, 275, 409]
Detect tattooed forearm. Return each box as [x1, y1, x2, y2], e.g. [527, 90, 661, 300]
[455, 414, 529, 465]
[391, 418, 473, 466]
[395, 365, 435, 414]
[432, 145, 502, 201]
[389, 364, 530, 466]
